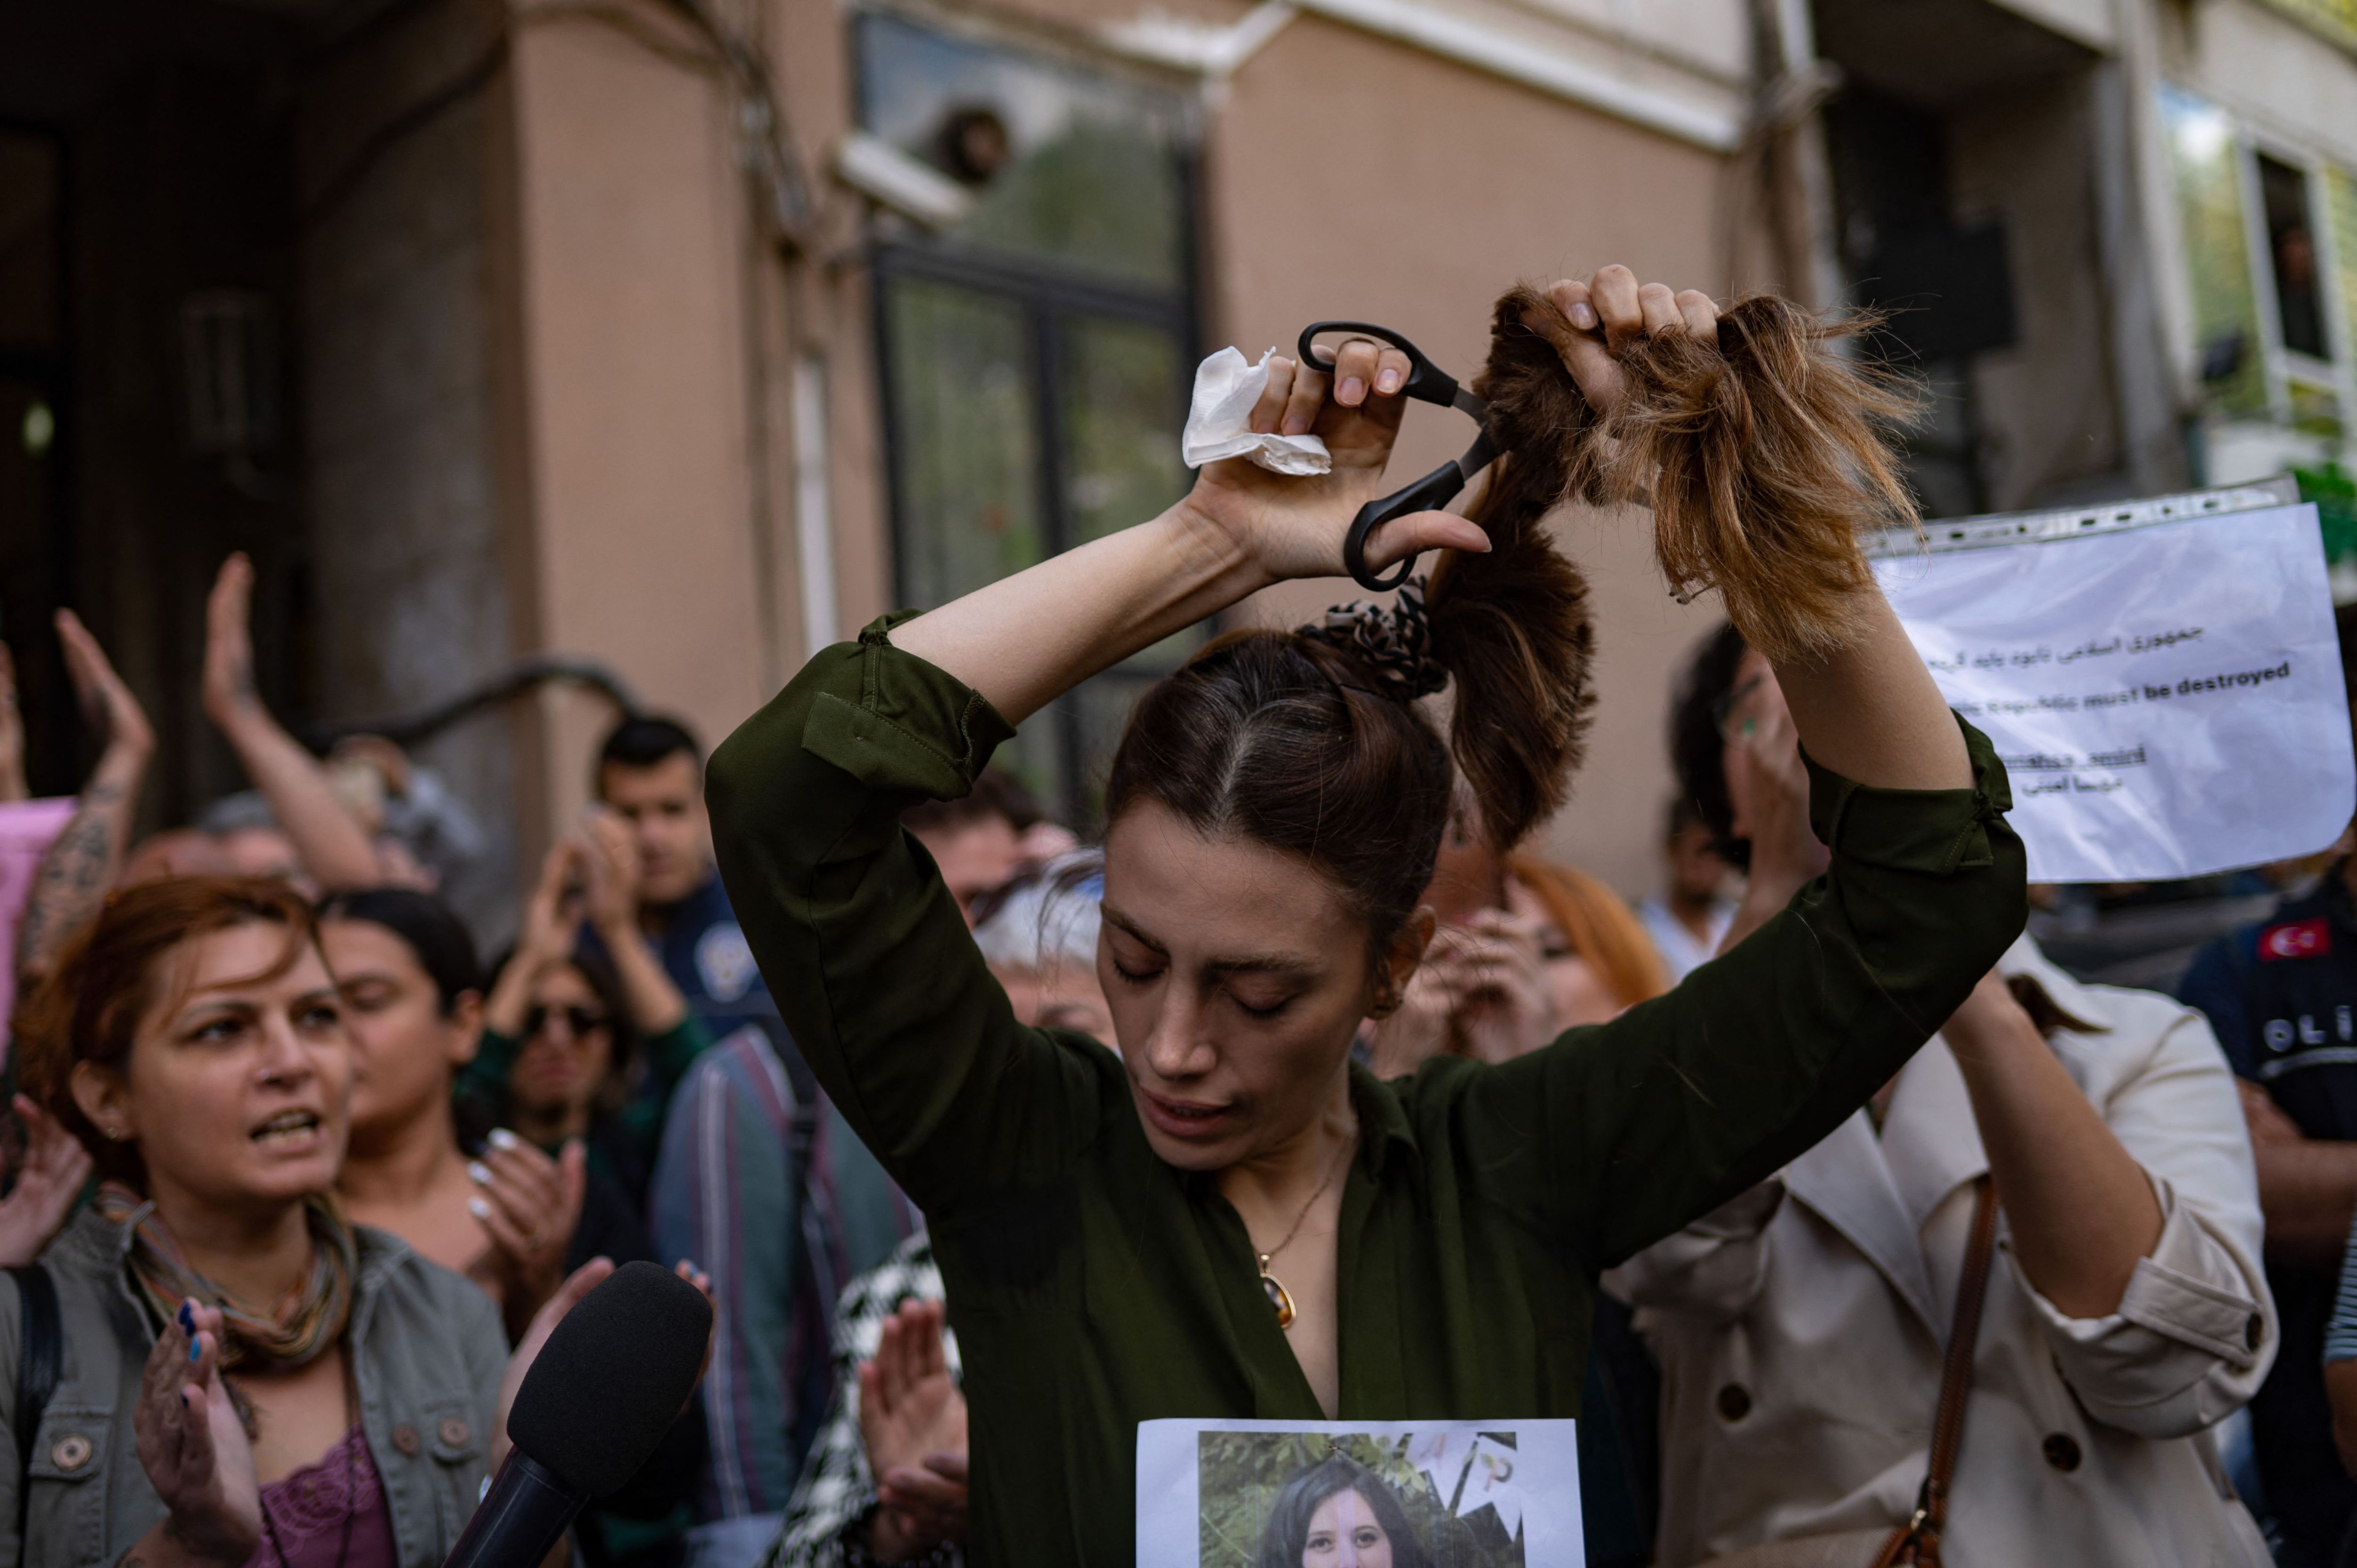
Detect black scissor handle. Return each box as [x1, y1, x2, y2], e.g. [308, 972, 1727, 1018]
[1344, 461, 1468, 592]
[1297, 321, 1464, 408]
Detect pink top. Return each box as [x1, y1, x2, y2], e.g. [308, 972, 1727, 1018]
[246, 1425, 396, 1568]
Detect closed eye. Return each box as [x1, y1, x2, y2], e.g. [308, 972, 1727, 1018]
[1109, 958, 1162, 985]
[1227, 988, 1294, 1020]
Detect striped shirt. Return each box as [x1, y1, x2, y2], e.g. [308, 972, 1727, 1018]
[650, 1026, 920, 1521]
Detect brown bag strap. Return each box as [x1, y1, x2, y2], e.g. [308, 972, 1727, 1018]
[1872, 1176, 1999, 1568]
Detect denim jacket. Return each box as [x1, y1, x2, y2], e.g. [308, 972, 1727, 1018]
[0, 1204, 508, 1568]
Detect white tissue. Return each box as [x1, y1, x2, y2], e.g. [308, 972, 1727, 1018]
[1181, 347, 1332, 476]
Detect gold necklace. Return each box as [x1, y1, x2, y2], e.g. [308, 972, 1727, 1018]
[1253, 1138, 1351, 1331]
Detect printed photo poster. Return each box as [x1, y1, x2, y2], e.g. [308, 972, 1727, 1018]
[1136, 1417, 1582, 1568]
[1871, 498, 2354, 884]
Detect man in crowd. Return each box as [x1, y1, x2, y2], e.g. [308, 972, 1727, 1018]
[593, 715, 784, 1047]
[2179, 602, 2357, 1567]
[899, 767, 1070, 925]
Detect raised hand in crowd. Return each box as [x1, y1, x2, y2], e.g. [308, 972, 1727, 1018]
[201, 553, 380, 893]
[470, 1128, 590, 1342]
[1364, 906, 1560, 1075]
[1433, 899, 1561, 1063]
[859, 1299, 969, 1564]
[17, 609, 155, 985]
[1941, 967, 2167, 1317]
[0, 1094, 91, 1267]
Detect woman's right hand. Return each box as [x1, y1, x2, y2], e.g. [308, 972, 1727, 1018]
[134, 1303, 261, 1568]
[1175, 339, 1490, 585]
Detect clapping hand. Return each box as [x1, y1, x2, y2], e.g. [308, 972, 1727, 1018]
[134, 1302, 262, 1568]
[860, 1300, 968, 1563]
[579, 810, 643, 941]
[56, 608, 154, 761]
[470, 1132, 588, 1339]
[0, 1096, 92, 1267]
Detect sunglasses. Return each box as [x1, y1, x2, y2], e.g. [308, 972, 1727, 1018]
[523, 1004, 610, 1039]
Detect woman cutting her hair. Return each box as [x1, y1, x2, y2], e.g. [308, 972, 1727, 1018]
[707, 266, 2027, 1564]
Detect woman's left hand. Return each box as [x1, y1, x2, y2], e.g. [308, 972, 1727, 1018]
[1175, 339, 1491, 586]
[0, 1095, 92, 1268]
[134, 1303, 262, 1568]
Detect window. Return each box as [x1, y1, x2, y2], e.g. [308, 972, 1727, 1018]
[2259, 154, 2328, 360]
[2161, 86, 2354, 442]
[860, 11, 1199, 824]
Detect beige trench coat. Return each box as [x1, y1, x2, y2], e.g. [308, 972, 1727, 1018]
[1607, 938, 2277, 1568]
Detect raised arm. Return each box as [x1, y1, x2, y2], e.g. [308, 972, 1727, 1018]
[201, 554, 381, 892]
[1457, 271, 2023, 1263]
[17, 612, 154, 985]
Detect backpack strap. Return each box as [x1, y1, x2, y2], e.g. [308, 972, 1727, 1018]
[8, 1263, 59, 1548]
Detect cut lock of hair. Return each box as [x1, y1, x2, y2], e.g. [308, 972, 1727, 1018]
[1509, 284, 1923, 662]
[1107, 281, 1912, 952]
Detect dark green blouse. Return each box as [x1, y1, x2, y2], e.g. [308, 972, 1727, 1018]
[707, 617, 2027, 1567]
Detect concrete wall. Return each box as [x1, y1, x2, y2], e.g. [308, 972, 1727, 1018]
[501, 0, 777, 845]
[1950, 70, 2131, 509]
[299, 0, 519, 930]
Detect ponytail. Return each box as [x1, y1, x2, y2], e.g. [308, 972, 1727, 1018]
[1504, 285, 1920, 663]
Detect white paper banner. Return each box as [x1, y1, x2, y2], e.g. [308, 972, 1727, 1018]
[1137, 1417, 1582, 1567]
[1871, 497, 2353, 883]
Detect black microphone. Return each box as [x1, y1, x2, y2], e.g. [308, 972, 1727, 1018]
[444, 1261, 713, 1568]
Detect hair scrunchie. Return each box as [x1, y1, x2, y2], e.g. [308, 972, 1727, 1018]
[1297, 577, 1448, 701]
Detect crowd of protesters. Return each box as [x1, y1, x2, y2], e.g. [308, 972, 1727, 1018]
[0, 261, 2351, 1568]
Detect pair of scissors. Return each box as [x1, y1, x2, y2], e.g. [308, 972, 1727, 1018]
[1298, 321, 1497, 592]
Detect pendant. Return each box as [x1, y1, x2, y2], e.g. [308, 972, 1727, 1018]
[1258, 1253, 1297, 1330]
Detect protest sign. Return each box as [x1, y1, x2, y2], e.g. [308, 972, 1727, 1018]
[1867, 479, 2354, 883]
[1136, 1417, 1582, 1567]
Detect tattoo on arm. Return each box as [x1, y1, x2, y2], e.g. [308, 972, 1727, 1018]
[17, 781, 129, 980]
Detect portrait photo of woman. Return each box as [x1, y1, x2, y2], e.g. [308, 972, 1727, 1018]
[1255, 1456, 1433, 1568]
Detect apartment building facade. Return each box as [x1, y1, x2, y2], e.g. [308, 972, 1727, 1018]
[0, 0, 2349, 921]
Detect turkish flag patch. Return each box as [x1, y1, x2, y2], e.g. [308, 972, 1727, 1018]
[2260, 919, 2331, 961]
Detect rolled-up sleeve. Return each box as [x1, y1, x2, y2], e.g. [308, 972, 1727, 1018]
[2021, 1007, 2275, 1438]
